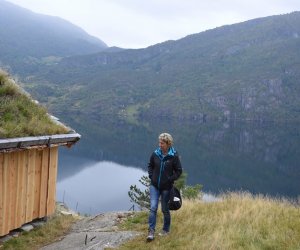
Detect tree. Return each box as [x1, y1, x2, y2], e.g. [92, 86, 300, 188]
[128, 172, 202, 210]
[128, 175, 151, 210]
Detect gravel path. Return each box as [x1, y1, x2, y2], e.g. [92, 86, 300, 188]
[41, 211, 140, 250]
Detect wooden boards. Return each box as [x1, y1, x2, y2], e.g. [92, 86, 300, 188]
[0, 147, 59, 236]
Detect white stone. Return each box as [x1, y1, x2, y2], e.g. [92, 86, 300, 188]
[21, 224, 34, 232]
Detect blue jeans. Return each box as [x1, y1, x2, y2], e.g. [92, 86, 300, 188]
[148, 185, 171, 232]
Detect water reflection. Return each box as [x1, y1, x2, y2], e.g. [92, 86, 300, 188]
[57, 160, 146, 214]
[57, 116, 300, 213]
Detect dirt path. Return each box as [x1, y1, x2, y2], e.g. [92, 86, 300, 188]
[41, 211, 140, 250]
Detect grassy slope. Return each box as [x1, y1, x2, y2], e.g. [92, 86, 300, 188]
[120, 192, 300, 250]
[2, 193, 299, 249]
[0, 71, 68, 138]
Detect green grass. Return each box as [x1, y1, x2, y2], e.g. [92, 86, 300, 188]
[0, 71, 68, 138]
[118, 192, 300, 250]
[1, 213, 77, 250]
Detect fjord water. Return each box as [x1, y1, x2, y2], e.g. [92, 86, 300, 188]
[57, 117, 300, 215]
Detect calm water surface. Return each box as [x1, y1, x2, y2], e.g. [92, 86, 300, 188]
[57, 157, 145, 214]
[57, 118, 300, 214]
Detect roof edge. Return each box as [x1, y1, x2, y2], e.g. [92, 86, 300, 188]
[0, 133, 81, 152]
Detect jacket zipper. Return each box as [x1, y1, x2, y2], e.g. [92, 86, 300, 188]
[157, 157, 165, 189]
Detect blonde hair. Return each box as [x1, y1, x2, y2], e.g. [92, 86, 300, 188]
[158, 133, 173, 146]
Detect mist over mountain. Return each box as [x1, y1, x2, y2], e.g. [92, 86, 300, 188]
[1, 2, 300, 122]
[0, 0, 107, 73]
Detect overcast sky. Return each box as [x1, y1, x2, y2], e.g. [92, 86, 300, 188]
[6, 0, 300, 49]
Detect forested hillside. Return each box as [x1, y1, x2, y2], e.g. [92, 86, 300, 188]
[1, 4, 300, 122]
[22, 12, 300, 122]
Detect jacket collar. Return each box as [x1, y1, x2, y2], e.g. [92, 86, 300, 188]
[154, 147, 176, 158]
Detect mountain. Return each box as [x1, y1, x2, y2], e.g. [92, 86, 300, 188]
[3, 9, 300, 122]
[0, 0, 107, 73]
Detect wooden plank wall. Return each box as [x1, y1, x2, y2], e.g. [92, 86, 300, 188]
[0, 146, 58, 236]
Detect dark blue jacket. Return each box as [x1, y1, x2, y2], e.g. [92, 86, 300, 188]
[148, 147, 182, 190]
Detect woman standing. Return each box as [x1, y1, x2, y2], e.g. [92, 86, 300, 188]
[147, 133, 182, 241]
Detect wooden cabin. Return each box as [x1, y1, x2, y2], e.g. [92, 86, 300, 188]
[0, 133, 80, 236]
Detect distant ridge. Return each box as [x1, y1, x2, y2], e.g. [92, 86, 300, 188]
[0, 0, 107, 72]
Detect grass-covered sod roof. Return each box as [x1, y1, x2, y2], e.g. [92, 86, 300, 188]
[0, 71, 68, 138]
